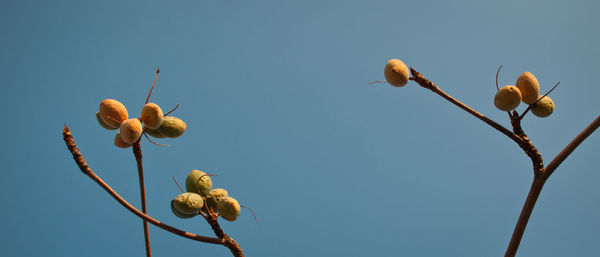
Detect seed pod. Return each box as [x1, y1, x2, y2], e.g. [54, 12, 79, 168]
[158, 116, 186, 138]
[171, 200, 197, 219]
[494, 85, 522, 111]
[206, 188, 229, 212]
[515, 71, 540, 104]
[99, 99, 128, 128]
[185, 169, 212, 196]
[144, 127, 167, 138]
[171, 192, 204, 216]
[531, 95, 554, 118]
[96, 111, 118, 130]
[114, 131, 132, 148]
[120, 119, 143, 144]
[218, 197, 241, 222]
[384, 59, 410, 87]
[141, 103, 164, 129]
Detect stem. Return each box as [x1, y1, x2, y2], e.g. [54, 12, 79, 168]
[63, 125, 244, 256]
[132, 140, 152, 257]
[545, 115, 600, 178]
[62, 125, 221, 244]
[504, 175, 546, 257]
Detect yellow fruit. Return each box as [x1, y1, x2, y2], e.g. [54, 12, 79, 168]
[119, 119, 143, 144]
[114, 131, 132, 148]
[516, 72, 540, 104]
[96, 111, 118, 130]
[99, 99, 128, 128]
[144, 127, 167, 138]
[384, 59, 410, 87]
[531, 95, 554, 118]
[494, 85, 522, 111]
[141, 103, 164, 129]
[217, 197, 241, 222]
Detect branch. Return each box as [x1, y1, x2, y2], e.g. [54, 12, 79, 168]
[544, 114, 600, 178]
[132, 140, 152, 257]
[62, 125, 223, 245]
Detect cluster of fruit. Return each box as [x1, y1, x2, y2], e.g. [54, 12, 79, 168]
[494, 72, 554, 117]
[96, 99, 187, 148]
[382, 58, 555, 118]
[171, 169, 241, 222]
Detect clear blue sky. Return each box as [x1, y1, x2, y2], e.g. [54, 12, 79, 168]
[1, 0, 599, 256]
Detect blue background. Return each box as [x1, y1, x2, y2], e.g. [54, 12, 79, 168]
[1, 0, 599, 256]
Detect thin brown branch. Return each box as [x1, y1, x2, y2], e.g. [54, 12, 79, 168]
[132, 140, 152, 257]
[504, 175, 546, 257]
[164, 103, 180, 117]
[544, 114, 600, 178]
[204, 212, 244, 257]
[62, 125, 230, 246]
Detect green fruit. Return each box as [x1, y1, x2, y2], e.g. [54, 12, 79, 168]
[99, 99, 128, 128]
[384, 59, 410, 87]
[206, 188, 229, 212]
[494, 85, 522, 111]
[158, 116, 186, 138]
[171, 192, 204, 216]
[119, 118, 143, 144]
[144, 127, 167, 138]
[171, 200, 197, 219]
[96, 112, 118, 130]
[141, 103, 164, 129]
[114, 131, 132, 148]
[185, 170, 212, 196]
[516, 71, 540, 104]
[531, 95, 554, 118]
[217, 197, 241, 222]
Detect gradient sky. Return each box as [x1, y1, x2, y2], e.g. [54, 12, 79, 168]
[1, 0, 599, 256]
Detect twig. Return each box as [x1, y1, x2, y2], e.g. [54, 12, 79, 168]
[62, 125, 244, 257]
[132, 140, 152, 257]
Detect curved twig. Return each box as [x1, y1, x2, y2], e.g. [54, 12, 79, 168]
[62, 125, 244, 257]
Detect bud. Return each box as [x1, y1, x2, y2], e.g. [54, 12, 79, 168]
[384, 59, 410, 87]
[494, 85, 522, 111]
[99, 99, 128, 128]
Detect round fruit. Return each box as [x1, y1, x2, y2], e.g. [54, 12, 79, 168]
[99, 99, 128, 128]
[217, 197, 241, 222]
[114, 131, 132, 148]
[185, 169, 212, 196]
[158, 116, 186, 138]
[141, 103, 164, 129]
[171, 200, 197, 219]
[494, 85, 522, 111]
[96, 111, 118, 130]
[384, 59, 410, 87]
[144, 127, 167, 138]
[516, 71, 540, 104]
[120, 119, 143, 144]
[171, 192, 204, 216]
[206, 188, 229, 212]
[531, 95, 554, 118]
